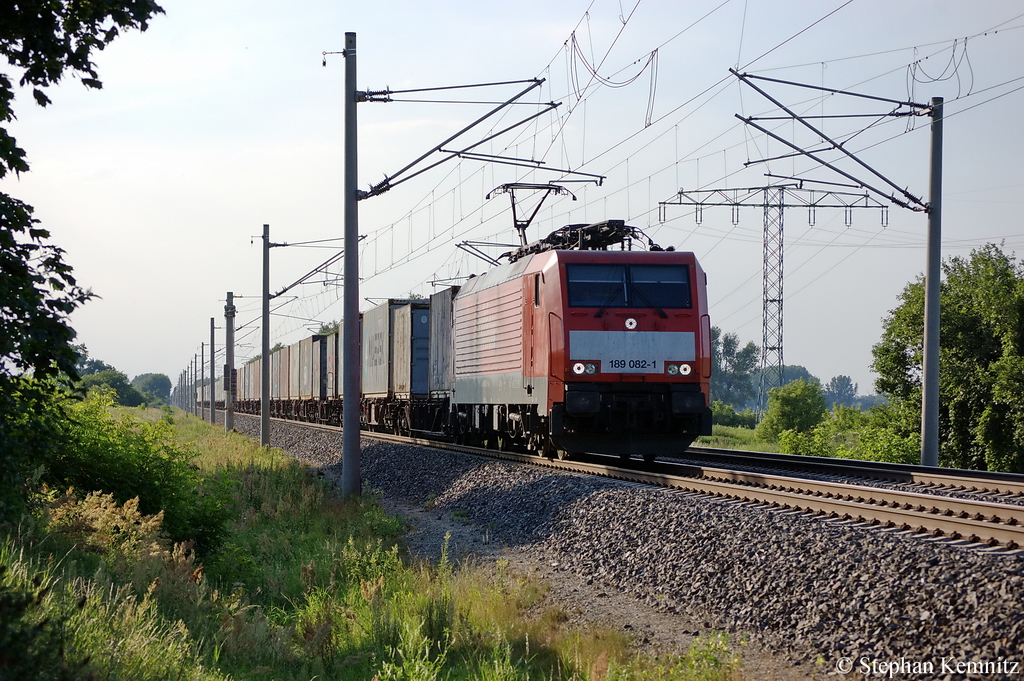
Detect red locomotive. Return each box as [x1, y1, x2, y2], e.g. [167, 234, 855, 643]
[230, 220, 712, 462]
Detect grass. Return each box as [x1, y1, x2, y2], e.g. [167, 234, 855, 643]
[2, 406, 747, 680]
[696, 425, 781, 453]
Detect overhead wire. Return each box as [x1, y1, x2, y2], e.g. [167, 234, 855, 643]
[352, 0, 746, 268]
[234, 3, 1024, 369]
[757, 19, 1024, 74]
[197, 7, 1024, 378]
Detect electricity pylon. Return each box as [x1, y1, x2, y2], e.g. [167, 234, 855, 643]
[660, 183, 887, 413]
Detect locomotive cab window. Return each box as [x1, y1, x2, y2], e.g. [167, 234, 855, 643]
[630, 264, 691, 309]
[566, 264, 627, 308]
[566, 264, 691, 310]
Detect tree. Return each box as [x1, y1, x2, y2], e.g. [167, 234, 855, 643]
[1, 0, 164, 515]
[1, 196, 91, 383]
[756, 378, 827, 441]
[1, 1, 164, 380]
[71, 343, 116, 376]
[710, 400, 757, 429]
[79, 370, 145, 407]
[132, 373, 171, 402]
[872, 243, 1024, 472]
[750, 365, 820, 396]
[710, 327, 759, 408]
[246, 342, 283, 365]
[780, 365, 819, 385]
[824, 375, 858, 408]
[317, 320, 340, 335]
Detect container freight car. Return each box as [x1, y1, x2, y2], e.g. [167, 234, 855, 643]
[231, 220, 712, 461]
[360, 299, 431, 434]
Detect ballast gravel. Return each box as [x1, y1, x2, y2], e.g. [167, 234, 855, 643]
[226, 414, 1024, 677]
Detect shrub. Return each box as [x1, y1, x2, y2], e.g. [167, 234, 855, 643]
[0, 377, 66, 521]
[46, 392, 230, 555]
[777, 404, 923, 466]
[710, 401, 757, 429]
[855, 427, 920, 465]
[778, 429, 828, 458]
[757, 378, 826, 441]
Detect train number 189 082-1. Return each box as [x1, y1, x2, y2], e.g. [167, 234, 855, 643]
[608, 359, 654, 370]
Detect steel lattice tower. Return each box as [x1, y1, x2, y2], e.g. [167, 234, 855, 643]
[660, 185, 887, 414]
[757, 187, 785, 412]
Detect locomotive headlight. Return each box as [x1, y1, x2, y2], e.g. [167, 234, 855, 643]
[667, 363, 693, 376]
[573, 362, 599, 375]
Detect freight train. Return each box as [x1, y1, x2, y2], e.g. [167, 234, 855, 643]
[207, 220, 712, 461]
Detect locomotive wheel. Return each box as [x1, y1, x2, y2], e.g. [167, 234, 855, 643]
[556, 448, 571, 461]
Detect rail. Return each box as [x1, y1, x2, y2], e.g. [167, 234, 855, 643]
[246, 415, 1024, 549]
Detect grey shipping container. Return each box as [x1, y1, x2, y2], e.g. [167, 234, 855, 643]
[237, 363, 247, 401]
[429, 287, 459, 396]
[392, 302, 430, 398]
[271, 350, 281, 399]
[250, 358, 261, 402]
[325, 331, 338, 399]
[244, 361, 253, 401]
[241, 361, 251, 401]
[288, 340, 301, 400]
[298, 336, 313, 400]
[310, 335, 327, 400]
[334, 317, 363, 398]
[279, 345, 292, 400]
[252, 358, 260, 401]
[362, 301, 400, 398]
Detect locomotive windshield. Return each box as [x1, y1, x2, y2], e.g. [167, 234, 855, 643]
[566, 264, 691, 310]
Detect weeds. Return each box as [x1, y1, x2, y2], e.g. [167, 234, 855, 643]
[45, 393, 231, 555]
[1, 407, 747, 679]
[696, 424, 782, 453]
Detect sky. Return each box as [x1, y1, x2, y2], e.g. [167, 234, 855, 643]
[4, 0, 1024, 395]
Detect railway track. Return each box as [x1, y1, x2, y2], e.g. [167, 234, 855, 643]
[265, 416, 1024, 550]
[683, 446, 1024, 498]
[594, 455, 1024, 549]
[225, 412, 1024, 669]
